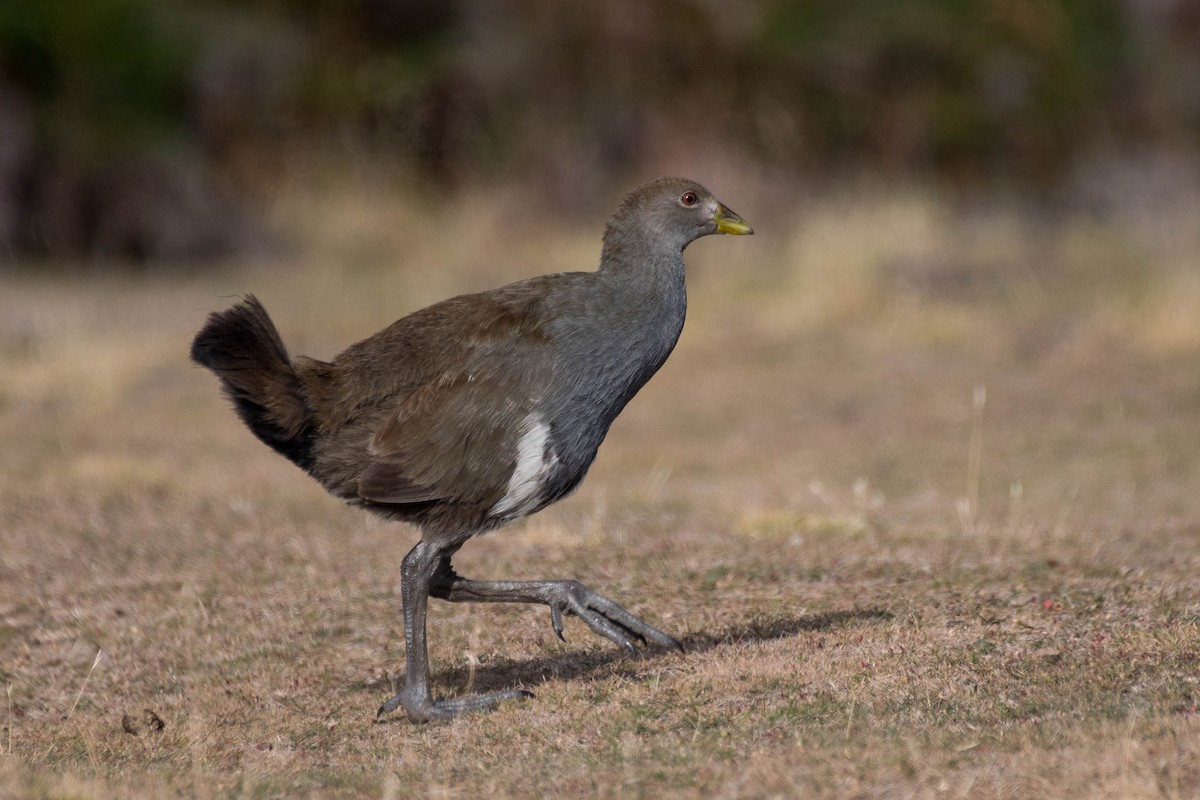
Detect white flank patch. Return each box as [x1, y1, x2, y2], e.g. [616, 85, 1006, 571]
[491, 414, 557, 518]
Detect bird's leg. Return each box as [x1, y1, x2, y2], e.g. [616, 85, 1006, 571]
[376, 541, 532, 722]
[430, 557, 683, 655]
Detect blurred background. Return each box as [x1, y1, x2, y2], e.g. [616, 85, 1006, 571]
[0, 0, 1197, 264]
[4, 5, 1200, 793]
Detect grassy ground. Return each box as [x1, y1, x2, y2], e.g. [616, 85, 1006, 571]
[2, 177, 1199, 798]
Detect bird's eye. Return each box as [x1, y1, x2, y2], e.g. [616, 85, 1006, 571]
[680, 191, 698, 207]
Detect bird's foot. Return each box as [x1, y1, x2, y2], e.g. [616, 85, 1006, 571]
[376, 687, 533, 723]
[546, 580, 684, 655]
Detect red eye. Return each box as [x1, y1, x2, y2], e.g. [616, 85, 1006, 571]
[680, 191, 698, 206]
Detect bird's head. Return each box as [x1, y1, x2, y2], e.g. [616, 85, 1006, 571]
[603, 177, 753, 259]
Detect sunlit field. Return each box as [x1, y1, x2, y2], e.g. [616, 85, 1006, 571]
[2, 177, 1199, 798]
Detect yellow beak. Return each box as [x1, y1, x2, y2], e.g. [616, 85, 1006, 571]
[714, 203, 753, 235]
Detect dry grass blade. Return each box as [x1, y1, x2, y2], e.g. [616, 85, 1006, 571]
[1, 180, 1199, 799]
[6, 683, 12, 756]
[66, 650, 104, 723]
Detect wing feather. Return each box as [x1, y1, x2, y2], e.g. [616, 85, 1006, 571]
[354, 325, 554, 508]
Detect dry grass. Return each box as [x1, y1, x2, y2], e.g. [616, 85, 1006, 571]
[2, 177, 1199, 799]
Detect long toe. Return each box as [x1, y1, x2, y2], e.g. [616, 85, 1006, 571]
[433, 689, 535, 719]
[576, 608, 640, 655]
[559, 582, 683, 654]
[378, 688, 533, 723]
[584, 594, 683, 652]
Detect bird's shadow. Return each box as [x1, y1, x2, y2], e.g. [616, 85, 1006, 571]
[414, 606, 892, 699]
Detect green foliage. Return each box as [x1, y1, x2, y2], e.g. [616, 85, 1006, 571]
[0, 0, 1192, 261]
[0, 0, 198, 159]
[0, 0, 1172, 177]
[750, 0, 1128, 174]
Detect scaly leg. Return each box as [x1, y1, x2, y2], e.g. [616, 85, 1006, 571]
[376, 541, 532, 722]
[429, 556, 683, 655]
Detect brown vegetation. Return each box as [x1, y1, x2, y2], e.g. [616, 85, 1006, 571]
[1, 178, 1198, 797]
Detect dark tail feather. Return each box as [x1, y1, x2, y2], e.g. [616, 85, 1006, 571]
[191, 295, 315, 470]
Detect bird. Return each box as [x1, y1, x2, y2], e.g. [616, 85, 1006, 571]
[190, 177, 753, 722]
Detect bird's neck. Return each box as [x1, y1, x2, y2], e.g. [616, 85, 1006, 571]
[598, 220, 688, 279]
[598, 241, 686, 311]
[595, 219, 689, 344]
[594, 235, 688, 366]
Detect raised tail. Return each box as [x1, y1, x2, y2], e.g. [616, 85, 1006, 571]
[190, 295, 315, 471]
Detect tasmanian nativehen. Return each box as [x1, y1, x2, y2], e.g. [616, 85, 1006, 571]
[190, 177, 753, 722]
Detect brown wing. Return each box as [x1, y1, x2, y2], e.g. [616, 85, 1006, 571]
[355, 324, 555, 507]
